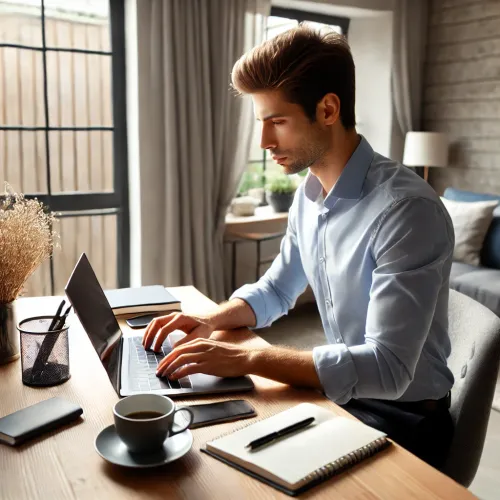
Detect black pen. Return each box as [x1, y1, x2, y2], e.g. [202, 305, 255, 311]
[245, 417, 315, 451]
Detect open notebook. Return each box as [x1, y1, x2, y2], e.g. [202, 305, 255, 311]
[201, 403, 391, 496]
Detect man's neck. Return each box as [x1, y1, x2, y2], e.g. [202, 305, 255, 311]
[309, 129, 361, 196]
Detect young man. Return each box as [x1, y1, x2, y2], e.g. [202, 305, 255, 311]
[143, 26, 455, 468]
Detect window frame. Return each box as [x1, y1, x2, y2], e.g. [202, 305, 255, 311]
[0, 0, 130, 293]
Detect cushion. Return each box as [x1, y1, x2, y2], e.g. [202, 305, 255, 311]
[441, 197, 498, 266]
[449, 264, 500, 318]
[444, 188, 500, 269]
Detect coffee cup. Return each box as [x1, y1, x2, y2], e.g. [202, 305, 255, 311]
[113, 394, 193, 454]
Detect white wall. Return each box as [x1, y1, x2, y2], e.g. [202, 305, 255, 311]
[349, 13, 394, 157]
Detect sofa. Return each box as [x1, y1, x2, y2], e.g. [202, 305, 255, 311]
[443, 187, 500, 318]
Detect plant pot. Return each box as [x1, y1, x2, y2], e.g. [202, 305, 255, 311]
[0, 301, 19, 365]
[266, 191, 295, 212]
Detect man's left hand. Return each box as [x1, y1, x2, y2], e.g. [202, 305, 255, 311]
[156, 338, 255, 380]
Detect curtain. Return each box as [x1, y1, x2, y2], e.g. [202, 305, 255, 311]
[390, 0, 429, 162]
[139, 0, 269, 302]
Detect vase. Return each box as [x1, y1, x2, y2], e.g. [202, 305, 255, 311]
[266, 191, 295, 212]
[0, 301, 19, 365]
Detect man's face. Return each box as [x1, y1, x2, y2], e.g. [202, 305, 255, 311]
[252, 90, 330, 175]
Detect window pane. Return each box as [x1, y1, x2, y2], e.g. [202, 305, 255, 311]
[44, 0, 110, 52]
[47, 51, 112, 128]
[249, 121, 263, 161]
[52, 213, 117, 295]
[238, 162, 265, 195]
[0, 130, 47, 194]
[266, 18, 298, 40]
[0, 0, 42, 46]
[0, 48, 45, 126]
[49, 131, 113, 193]
[305, 21, 342, 34]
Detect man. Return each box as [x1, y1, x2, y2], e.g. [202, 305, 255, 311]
[143, 25, 455, 468]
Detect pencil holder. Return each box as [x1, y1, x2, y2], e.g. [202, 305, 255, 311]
[18, 316, 70, 387]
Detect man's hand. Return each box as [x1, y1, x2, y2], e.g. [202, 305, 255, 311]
[155, 338, 254, 379]
[142, 312, 216, 352]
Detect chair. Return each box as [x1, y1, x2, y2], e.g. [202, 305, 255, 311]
[442, 289, 500, 486]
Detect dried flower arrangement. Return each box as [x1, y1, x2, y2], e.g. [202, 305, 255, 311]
[0, 184, 58, 304]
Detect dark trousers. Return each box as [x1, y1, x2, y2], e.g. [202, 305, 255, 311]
[340, 396, 454, 470]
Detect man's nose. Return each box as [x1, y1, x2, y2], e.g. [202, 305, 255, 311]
[260, 126, 277, 150]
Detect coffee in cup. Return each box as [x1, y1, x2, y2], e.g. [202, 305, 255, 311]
[113, 394, 193, 454]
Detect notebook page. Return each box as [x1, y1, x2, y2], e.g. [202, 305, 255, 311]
[206, 403, 386, 489]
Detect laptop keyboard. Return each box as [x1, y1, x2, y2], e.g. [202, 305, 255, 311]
[128, 336, 192, 392]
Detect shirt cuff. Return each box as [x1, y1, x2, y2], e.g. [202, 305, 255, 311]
[230, 284, 268, 329]
[313, 344, 358, 404]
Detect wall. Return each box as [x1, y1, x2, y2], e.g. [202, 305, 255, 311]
[423, 0, 500, 195]
[349, 13, 394, 157]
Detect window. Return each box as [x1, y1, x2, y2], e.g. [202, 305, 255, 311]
[239, 7, 349, 199]
[0, 0, 129, 296]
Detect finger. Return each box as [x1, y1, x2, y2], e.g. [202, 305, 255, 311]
[168, 362, 209, 380]
[151, 314, 190, 351]
[143, 313, 177, 349]
[156, 353, 205, 377]
[160, 338, 210, 367]
[172, 325, 209, 348]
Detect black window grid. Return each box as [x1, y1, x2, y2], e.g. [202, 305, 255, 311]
[0, 0, 129, 294]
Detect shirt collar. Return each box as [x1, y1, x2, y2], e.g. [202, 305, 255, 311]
[304, 135, 374, 209]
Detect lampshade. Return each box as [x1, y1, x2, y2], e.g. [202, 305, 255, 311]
[403, 132, 448, 167]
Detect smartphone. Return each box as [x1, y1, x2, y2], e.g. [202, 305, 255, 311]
[182, 400, 256, 429]
[126, 313, 162, 329]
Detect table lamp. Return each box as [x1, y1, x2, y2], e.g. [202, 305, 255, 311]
[403, 131, 448, 182]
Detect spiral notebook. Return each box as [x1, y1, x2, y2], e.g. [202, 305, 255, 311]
[201, 403, 391, 496]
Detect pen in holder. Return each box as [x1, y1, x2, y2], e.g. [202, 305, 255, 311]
[18, 316, 70, 387]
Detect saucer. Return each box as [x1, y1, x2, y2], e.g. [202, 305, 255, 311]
[95, 425, 193, 468]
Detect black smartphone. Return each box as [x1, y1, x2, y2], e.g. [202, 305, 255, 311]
[126, 313, 162, 329]
[182, 400, 256, 429]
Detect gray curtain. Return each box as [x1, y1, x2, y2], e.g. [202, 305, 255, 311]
[139, 0, 269, 301]
[390, 0, 429, 162]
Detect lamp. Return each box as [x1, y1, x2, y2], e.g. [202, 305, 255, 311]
[403, 131, 448, 182]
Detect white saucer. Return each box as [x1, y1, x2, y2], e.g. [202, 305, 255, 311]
[95, 425, 193, 468]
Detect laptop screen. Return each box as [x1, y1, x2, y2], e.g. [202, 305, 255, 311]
[65, 253, 121, 393]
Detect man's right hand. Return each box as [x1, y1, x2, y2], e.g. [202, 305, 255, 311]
[142, 312, 215, 352]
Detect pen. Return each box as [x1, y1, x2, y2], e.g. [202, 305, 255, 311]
[245, 417, 315, 451]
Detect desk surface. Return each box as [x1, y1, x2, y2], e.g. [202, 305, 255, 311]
[0, 287, 474, 500]
[225, 205, 288, 226]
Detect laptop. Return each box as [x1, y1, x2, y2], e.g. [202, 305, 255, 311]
[65, 253, 254, 397]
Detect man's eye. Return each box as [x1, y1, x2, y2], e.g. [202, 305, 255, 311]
[272, 120, 285, 125]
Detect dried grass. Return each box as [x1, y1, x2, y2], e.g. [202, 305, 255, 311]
[0, 184, 58, 304]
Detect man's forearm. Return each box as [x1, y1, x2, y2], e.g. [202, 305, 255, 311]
[205, 298, 257, 330]
[248, 346, 323, 389]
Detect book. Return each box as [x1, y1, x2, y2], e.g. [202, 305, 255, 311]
[202, 403, 391, 496]
[0, 397, 83, 446]
[104, 285, 181, 316]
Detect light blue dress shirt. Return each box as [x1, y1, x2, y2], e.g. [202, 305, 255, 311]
[231, 136, 455, 404]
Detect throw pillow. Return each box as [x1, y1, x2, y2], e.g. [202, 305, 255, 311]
[440, 197, 499, 266]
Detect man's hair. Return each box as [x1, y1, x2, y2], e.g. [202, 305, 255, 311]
[231, 24, 356, 129]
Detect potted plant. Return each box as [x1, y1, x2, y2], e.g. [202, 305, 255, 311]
[0, 185, 57, 364]
[265, 174, 297, 212]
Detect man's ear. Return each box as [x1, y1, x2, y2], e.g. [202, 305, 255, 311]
[317, 93, 340, 126]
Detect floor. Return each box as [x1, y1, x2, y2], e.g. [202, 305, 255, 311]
[256, 303, 500, 500]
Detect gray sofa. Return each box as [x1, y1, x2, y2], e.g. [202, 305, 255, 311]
[444, 188, 500, 318]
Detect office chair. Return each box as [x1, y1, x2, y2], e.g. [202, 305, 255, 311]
[442, 289, 500, 486]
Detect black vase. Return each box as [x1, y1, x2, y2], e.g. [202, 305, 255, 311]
[266, 191, 294, 212]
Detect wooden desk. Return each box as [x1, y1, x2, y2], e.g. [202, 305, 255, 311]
[225, 206, 288, 236]
[1, 287, 474, 500]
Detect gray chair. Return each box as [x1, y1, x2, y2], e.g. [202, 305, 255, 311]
[442, 289, 500, 486]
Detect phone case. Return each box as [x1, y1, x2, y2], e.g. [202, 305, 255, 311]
[0, 397, 83, 446]
[185, 400, 256, 429]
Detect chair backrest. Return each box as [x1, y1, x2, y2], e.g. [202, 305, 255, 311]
[443, 289, 500, 486]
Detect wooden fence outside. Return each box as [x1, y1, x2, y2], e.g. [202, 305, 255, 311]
[0, 9, 117, 296]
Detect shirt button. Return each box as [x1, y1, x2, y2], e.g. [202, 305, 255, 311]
[322, 213, 327, 220]
[325, 299, 331, 307]
[320, 257, 325, 263]
[337, 339, 341, 343]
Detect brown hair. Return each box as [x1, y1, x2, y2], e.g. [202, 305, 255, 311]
[231, 24, 356, 129]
